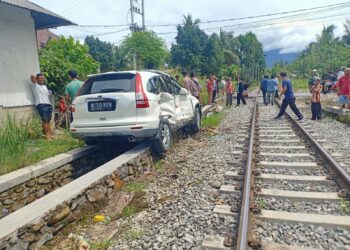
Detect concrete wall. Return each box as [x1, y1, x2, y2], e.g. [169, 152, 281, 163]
[0, 3, 39, 108]
[0, 144, 152, 249]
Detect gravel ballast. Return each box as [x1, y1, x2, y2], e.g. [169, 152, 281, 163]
[111, 102, 254, 249]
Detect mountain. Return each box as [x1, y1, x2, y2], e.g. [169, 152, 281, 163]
[265, 49, 299, 68]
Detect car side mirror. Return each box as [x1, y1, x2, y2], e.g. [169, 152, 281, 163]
[179, 88, 189, 95]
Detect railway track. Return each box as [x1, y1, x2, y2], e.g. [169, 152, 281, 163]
[203, 97, 350, 250]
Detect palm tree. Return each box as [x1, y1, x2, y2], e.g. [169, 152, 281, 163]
[343, 19, 350, 46]
[182, 14, 200, 29]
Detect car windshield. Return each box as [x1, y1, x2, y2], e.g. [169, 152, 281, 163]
[78, 73, 135, 96]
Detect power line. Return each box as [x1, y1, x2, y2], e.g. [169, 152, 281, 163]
[61, 0, 94, 16]
[73, 28, 130, 39]
[154, 7, 350, 36]
[73, 1, 350, 28]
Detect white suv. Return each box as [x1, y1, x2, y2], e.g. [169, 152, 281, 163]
[70, 70, 201, 153]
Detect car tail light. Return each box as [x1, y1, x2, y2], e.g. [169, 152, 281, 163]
[70, 104, 75, 112]
[135, 73, 149, 108]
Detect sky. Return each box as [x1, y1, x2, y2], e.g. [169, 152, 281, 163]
[31, 0, 350, 55]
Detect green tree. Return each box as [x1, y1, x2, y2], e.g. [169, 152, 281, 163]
[343, 19, 350, 46]
[113, 45, 128, 70]
[237, 32, 265, 83]
[202, 33, 225, 74]
[170, 14, 208, 71]
[85, 36, 115, 72]
[39, 36, 99, 95]
[122, 31, 169, 69]
[288, 25, 350, 77]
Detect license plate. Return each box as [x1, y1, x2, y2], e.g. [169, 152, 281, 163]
[88, 100, 116, 112]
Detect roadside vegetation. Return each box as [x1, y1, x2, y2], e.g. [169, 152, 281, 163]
[0, 114, 83, 175]
[201, 112, 225, 128]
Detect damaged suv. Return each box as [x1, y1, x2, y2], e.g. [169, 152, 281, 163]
[70, 70, 201, 154]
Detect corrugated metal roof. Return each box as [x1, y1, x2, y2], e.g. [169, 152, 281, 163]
[0, 0, 75, 29]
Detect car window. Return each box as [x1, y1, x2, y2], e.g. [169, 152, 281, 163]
[147, 77, 158, 93]
[78, 73, 135, 96]
[147, 77, 168, 94]
[165, 78, 181, 95]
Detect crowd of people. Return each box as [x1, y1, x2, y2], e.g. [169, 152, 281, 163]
[261, 68, 350, 122]
[179, 71, 249, 107]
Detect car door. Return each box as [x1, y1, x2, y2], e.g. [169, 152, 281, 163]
[168, 79, 193, 122]
[149, 77, 177, 125]
[163, 77, 186, 123]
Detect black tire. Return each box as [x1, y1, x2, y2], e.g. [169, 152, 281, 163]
[191, 107, 201, 134]
[151, 121, 172, 155]
[85, 139, 100, 146]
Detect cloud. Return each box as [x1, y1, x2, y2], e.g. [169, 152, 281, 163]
[31, 0, 348, 54]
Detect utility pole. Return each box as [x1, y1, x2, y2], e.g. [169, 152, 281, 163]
[129, 0, 145, 69]
[141, 0, 145, 30]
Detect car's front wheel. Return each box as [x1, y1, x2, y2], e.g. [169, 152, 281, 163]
[191, 107, 201, 134]
[152, 121, 172, 155]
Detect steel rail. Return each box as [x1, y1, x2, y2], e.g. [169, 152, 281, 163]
[276, 100, 350, 187]
[236, 97, 258, 250]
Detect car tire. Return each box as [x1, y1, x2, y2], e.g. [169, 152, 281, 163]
[152, 120, 172, 155]
[191, 107, 201, 134]
[85, 139, 99, 146]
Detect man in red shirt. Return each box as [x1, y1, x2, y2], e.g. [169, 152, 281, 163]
[337, 68, 350, 109]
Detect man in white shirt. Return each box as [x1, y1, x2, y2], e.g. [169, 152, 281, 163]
[30, 73, 53, 140]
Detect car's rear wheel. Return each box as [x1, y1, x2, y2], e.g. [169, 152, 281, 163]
[152, 121, 172, 155]
[191, 107, 201, 134]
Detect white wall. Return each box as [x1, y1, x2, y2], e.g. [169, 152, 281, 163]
[0, 3, 40, 108]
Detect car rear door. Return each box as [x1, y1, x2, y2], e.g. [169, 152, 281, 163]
[73, 73, 137, 127]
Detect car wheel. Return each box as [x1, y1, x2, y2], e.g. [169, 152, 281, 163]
[85, 139, 99, 146]
[191, 107, 201, 133]
[152, 121, 172, 155]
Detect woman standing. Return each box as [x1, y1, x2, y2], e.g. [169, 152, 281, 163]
[225, 77, 234, 106]
[207, 76, 213, 104]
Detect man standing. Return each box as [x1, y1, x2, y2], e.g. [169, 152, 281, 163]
[182, 71, 192, 92]
[337, 68, 350, 109]
[190, 72, 201, 100]
[237, 77, 247, 106]
[260, 75, 268, 105]
[275, 72, 303, 121]
[266, 74, 278, 105]
[30, 73, 53, 140]
[65, 70, 84, 104]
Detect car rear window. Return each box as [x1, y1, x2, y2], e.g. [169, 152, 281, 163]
[78, 73, 135, 96]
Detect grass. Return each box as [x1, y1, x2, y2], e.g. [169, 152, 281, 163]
[121, 206, 138, 218]
[339, 198, 350, 213]
[256, 199, 266, 209]
[123, 182, 148, 192]
[201, 112, 225, 128]
[90, 239, 113, 250]
[291, 79, 309, 90]
[0, 113, 84, 175]
[154, 160, 165, 170]
[124, 229, 145, 241]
